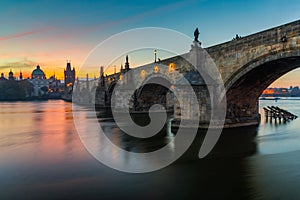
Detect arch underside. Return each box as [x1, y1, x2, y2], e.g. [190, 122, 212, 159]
[134, 77, 172, 111]
[225, 56, 300, 125]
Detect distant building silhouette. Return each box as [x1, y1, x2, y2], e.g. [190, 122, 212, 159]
[0, 73, 7, 81]
[0, 70, 34, 100]
[8, 70, 15, 80]
[48, 75, 63, 98]
[31, 65, 46, 79]
[29, 65, 49, 97]
[261, 87, 300, 97]
[64, 61, 75, 87]
[19, 71, 23, 80]
[0, 63, 66, 100]
[291, 86, 300, 97]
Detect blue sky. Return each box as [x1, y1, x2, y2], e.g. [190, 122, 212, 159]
[0, 0, 300, 86]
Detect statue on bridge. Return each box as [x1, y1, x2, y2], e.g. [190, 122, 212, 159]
[194, 28, 200, 42]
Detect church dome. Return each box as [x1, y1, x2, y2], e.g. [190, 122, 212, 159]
[0, 73, 7, 81]
[32, 65, 45, 79]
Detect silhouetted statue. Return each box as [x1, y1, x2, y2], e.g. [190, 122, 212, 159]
[233, 34, 242, 40]
[194, 28, 199, 42]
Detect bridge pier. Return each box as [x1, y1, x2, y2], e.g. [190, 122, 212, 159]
[225, 94, 261, 127]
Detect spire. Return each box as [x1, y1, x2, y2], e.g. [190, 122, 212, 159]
[124, 55, 130, 71]
[19, 70, 23, 80]
[66, 60, 71, 71]
[86, 73, 89, 89]
[100, 66, 104, 77]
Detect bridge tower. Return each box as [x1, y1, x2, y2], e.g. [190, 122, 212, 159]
[64, 61, 75, 87]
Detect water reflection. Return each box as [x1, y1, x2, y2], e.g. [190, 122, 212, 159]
[0, 101, 86, 170]
[0, 100, 300, 199]
[258, 98, 300, 154]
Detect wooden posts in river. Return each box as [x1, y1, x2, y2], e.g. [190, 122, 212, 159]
[263, 106, 297, 123]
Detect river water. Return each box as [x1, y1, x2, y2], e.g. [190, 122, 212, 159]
[0, 99, 300, 199]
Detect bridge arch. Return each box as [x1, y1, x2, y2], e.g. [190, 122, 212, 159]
[225, 49, 300, 126]
[106, 81, 117, 106]
[133, 76, 173, 111]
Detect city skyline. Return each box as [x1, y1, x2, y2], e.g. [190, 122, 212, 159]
[1, 0, 300, 87]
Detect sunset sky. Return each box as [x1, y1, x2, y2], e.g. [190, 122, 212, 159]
[1, 0, 300, 87]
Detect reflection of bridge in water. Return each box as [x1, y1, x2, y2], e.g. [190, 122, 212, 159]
[74, 20, 300, 128]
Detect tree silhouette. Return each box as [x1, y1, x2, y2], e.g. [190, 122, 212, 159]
[0, 80, 34, 100]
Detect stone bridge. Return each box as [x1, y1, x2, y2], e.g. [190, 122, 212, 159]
[74, 19, 300, 128]
[207, 19, 300, 126]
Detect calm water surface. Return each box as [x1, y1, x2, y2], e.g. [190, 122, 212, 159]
[1, 99, 300, 199]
